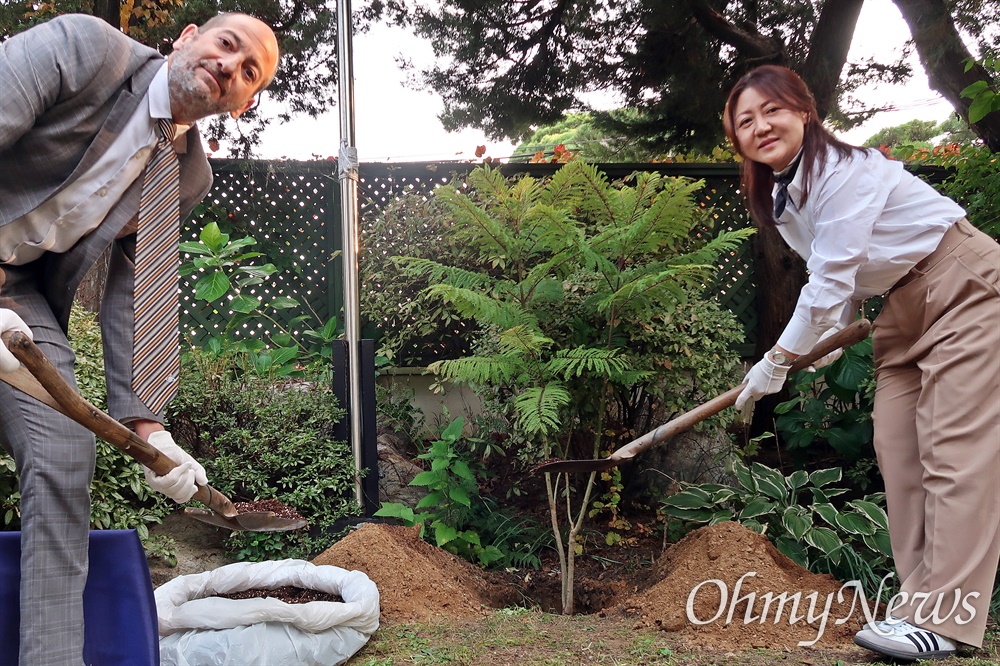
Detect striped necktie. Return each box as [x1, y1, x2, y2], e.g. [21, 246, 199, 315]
[132, 118, 181, 413]
[773, 153, 802, 220]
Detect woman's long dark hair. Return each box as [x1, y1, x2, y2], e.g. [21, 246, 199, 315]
[723, 65, 859, 227]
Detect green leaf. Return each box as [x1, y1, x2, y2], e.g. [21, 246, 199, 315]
[374, 503, 416, 524]
[808, 467, 842, 488]
[254, 354, 272, 373]
[459, 530, 481, 547]
[707, 510, 735, 525]
[835, 511, 876, 536]
[415, 492, 446, 509]
[268, 296, 300, 310]
[709, 487, 738, 504]
[775, 536, 808, 568]
[751, 462, 787, 501]
[229, 294, 261, 313]
[811, 502, 839, 528]
[238, 264, 278, 280]
[450, 460, 475, 481]
[200, 222, 225, 250]
[850, 500, 889, 531]
[828, 351, 871, 392]
[449, 485, 472, 507]
[194, 272, 230, 302]
[739, 497, 775, 519]
[479, 546, 505, 566]
[410, 470, 443, 487]
[321, 317, 340, 339]
[787, 469, 809, 490]
[271, 347, 299, 366]
[434, 523, 458, 547]
[969, 94, 996, 124]
[804, 526, 842, 555]
[660, 507, 717, 522]
[178, 241, 211, 255]
[781, 505, 811, 540]
[730, 458, 757, 492]
[961, 80, 990, 98]
[863, 529, 893, 558]
[662, 489, 713, 510]
[440, 417, 465, 442]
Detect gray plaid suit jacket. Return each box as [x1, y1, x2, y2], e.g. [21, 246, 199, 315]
[0, 13, 213, 421]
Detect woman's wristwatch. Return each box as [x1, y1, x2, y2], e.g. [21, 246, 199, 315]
[767, 349, 795, 367]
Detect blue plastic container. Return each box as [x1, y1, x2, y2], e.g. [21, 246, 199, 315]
[0, 529, 159, 665]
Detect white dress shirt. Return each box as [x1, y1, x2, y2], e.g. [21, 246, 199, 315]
[774, 146, 966, 355]
[0, 62, 189, 265]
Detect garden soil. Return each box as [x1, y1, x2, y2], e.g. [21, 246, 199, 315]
[610, 521, 863, 650]
[311, 523, 520, 623]
[310, 521, 864, 649]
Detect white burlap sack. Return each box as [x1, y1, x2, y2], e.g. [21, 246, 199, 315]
[155, 559, 379, 666]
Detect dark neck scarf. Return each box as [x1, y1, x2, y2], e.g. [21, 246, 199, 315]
[773, 150, 803, 219]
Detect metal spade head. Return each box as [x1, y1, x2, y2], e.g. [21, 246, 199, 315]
[184, 508, 308, 532]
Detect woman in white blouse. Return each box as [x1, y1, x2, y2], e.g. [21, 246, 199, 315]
[724, 64, 1000, 661]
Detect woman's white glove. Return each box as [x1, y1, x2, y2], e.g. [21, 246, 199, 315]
[0, 308, 32, 373]
[143, 431, 208, 504]
[808, 327, 844, 371]
[735, 356, 791, 411]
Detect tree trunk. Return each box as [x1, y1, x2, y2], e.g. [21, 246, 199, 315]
[90, 0, 120, 29]
[893, 0, 1000, 151]
[802, 0, 865, 118]
[75, 247, 110, 314]
[750, 225, 807, 437]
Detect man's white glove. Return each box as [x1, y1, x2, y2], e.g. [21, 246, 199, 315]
[0, 308, 32, 374]
[735, 356, 791, 411]
[143, 431, 208, 504]
[808, 327, 844, 371]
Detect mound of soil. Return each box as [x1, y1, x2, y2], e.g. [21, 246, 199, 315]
[311, 523, 517, 622]
[612, 521, 864, 650]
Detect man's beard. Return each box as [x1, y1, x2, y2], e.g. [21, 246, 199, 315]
[168, 54, 232, 120]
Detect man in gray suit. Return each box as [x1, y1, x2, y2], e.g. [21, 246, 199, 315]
[0, 12, 279, 664]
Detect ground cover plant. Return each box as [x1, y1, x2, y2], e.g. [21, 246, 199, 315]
[375, 416, 552, 568]
[167, 346, 359, 561]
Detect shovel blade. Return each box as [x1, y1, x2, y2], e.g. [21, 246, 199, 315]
[183, 508, 307, 532]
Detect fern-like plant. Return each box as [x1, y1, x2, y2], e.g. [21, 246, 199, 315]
[398, 161, 752, 614]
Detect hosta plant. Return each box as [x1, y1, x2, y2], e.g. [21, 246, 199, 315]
[661, 457, 894, 600]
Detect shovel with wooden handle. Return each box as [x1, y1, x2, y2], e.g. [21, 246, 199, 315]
[0, 330, 306, 532]
[532, 318, 872, 475]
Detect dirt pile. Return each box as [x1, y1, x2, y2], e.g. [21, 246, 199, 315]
[613, 521, 865, 650]
[311, 523, 517, 622]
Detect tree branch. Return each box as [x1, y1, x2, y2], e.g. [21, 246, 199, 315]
[686, 0, 784, 63]
[893, 0, 1000, 150]
[802, 0, 864, 119]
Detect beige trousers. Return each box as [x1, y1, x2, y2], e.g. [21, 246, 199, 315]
[873, 217, 1000, 647]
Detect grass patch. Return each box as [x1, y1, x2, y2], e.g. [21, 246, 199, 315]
[350, 610, 1000, 666]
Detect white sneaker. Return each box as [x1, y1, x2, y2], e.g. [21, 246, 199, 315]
[854, 617, 957, 661]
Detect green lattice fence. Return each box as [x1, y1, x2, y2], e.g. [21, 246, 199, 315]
[181, 161, 342, 351]
[181, 160, 758, 359]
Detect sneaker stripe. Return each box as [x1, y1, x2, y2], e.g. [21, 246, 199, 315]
[927, 633, 939, 651]
[906, 632, 930, 652]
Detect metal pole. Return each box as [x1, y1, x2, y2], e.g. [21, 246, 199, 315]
[336, 0, 364, 506]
